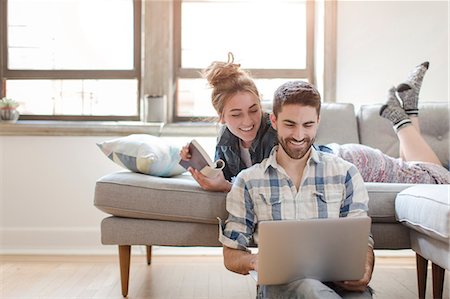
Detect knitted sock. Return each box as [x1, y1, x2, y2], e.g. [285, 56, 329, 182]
[380, 87, 412, 132]
[396, 61, 429, 116]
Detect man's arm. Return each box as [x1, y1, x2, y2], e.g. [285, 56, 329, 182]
[219, 175, 257, 263]
[223, 246, 258, 275]
[335, 246, 375, 292]
[336, 164, 375, 291]
[341, 165, 370, 218]
[341, 165, 375, 248]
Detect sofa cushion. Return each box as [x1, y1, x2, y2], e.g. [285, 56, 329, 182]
[94, 171, 228, 224]
[95, 172, 411, 225]
[316, 103, 360, 145]
[357, 102, 449, 169]
[395, 185, 450, 243]
[101, 216, 222, 246]
[365, 182, 412, 222]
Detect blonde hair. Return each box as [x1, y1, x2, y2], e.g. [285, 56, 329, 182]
[202, 53, 260, 116]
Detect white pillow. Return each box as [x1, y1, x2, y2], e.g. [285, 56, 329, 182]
[97, 134, 186, 177]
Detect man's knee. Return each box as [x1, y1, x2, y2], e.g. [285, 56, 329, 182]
[293, 279, 340, 298]
[259, 279, 341, 299]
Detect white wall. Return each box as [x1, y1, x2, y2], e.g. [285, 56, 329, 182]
[0, 135, 216, 254]
[0, 136, 120, 253]
[336, 1, 448, 106]
[0, 138, 4, 220]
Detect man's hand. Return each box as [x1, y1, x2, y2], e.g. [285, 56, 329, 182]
[189, 167, 232, 192]
[334, 246, 374, 292]
[223, 246, 258, 275]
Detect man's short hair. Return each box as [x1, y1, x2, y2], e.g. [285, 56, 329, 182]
[272, 81, 321, 117]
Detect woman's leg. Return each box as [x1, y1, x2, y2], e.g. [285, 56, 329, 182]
[397, 61, 429, 116]
[409, 115, 420, 133]
[380, 87, 441, 165]
[335, 143, 444, 183]
[380, 62, 441, 165]
[396, 125, 441, 165]
[395, 62, 429, 159]
[398, 116, 419, 160]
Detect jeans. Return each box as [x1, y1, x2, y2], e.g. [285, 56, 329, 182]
[256, 279, 373, 299]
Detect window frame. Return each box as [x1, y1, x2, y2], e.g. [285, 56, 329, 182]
[172, 0, 316, 121]
[0, 0, 142, 121]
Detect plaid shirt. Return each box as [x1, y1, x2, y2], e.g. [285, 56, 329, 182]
[219, 146, 373, 252]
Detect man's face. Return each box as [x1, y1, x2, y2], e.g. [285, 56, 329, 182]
[270, 104, 320, 160]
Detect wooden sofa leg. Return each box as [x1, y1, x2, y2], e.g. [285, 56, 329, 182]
[146, 245, 152, 265]
[432, 263, 445, 299]
[416, 253, 428, 299]
[119, 245, 131, 297]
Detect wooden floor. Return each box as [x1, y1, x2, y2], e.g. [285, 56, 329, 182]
[1, 253, 449, 299]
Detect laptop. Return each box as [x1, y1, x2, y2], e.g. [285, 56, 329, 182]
[251, 216, 371, 285]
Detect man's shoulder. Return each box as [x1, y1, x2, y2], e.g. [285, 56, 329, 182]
[237, 158, 270, 180]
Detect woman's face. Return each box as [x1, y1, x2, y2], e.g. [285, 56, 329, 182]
[221, 91, 262, 148]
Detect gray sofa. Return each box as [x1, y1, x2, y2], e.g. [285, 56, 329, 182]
[94, 102, 449, 297]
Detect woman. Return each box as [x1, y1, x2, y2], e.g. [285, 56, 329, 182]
[181, 53, 278, 192]
[181, 55, 449, 191]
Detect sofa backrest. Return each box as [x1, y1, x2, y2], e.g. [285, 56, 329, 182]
[358, 102, 449, 168]
[316, 103, 360, 145]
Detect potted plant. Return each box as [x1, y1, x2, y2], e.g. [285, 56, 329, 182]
[0, 97, 20, 123]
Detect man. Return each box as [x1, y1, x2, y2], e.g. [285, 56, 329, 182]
[219, 81, 374, 299]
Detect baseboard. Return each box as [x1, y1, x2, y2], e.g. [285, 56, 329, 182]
[0, 227, 111, 254]
[375, 249, 415, 257]
[0, 227, 224, 255]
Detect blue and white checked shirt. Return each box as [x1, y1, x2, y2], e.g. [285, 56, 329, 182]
[219, 146, 373, 252]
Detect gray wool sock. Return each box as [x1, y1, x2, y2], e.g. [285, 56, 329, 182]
[380, 87, 412, 132]
[396, 61, 429, 115]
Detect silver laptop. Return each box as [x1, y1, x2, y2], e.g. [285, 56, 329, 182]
[252, 216, 371, 285]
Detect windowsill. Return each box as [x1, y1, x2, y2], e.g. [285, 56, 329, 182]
[0, 121, 220, 137]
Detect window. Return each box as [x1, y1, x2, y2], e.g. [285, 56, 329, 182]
[174, 0, 315, 120]
[0, 0, 141, 121]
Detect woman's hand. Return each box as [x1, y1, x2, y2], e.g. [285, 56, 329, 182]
[180, 143, 231, 192]
[189, 167, 232, 192]
[180, 143, 191, 160]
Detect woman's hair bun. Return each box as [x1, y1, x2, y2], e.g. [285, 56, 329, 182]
[203, 52, 244, 88]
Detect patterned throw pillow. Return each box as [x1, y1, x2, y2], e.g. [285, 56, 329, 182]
[97, 134, 186, 177]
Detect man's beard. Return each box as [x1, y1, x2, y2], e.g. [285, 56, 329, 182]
[278, 135, 315, 160]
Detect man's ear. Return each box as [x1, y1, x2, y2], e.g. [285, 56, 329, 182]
[317, 115, 320, 125]
[218, 114, 226, 124]
[270, 113, 277, 130]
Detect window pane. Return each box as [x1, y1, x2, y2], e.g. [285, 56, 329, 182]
[8, 0, 134, 70]
[6, 79, 138, 116]
[177, 78, 306, 118]
[181, 1, 307, 69]
[177, 79, 216, 117]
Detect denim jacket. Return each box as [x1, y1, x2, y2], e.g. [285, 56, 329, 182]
[215, 113, 278, 182]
